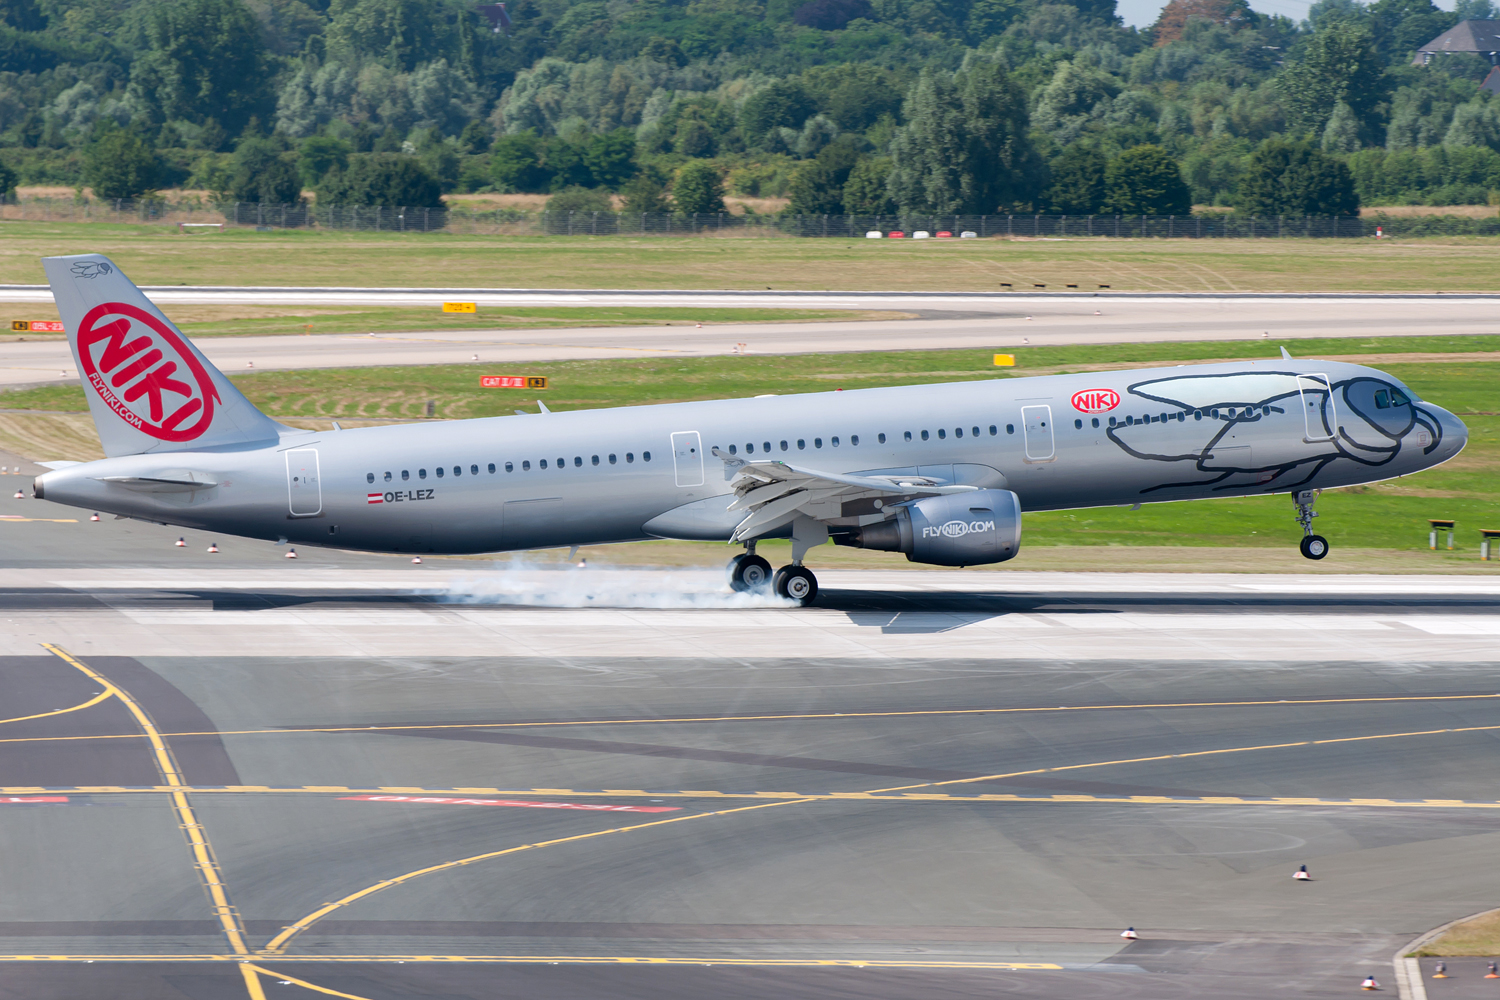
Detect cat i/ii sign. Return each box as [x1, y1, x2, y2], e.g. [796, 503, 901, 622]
[481, 376, 549, 389]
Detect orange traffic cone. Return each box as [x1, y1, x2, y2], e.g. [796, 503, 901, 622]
[285, 548, 297, 559]
[1485, 961, 1498, 978]
[175, 537, 186, 547]
[1432, 961, 1448, 978]
[1361, 974, 1380, 990]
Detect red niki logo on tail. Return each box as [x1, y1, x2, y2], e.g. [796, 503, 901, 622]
[77, 302, 219, 441]
[1071, 388, 1120, 413]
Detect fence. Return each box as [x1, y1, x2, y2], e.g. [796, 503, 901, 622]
[3, 197, 1499, 238]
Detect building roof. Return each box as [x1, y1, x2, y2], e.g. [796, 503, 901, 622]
[1417, 19, 1500, 54]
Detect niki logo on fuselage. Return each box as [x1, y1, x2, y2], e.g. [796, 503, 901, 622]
[77, 303, 219, 442]
[1105, 370, 1441, 493]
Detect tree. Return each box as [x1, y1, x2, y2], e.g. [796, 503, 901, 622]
[583, 129, 637, 190]
[0, 157, 15, 204]
[888, 64, 1039, 214]
[1321, 101, 1361, 153]
[786, 139, 861, 215]
[546, 185, 613, 232]
[490, 132, 551, 193]
[325, 0, 477, 72]
[673, 159, 726, 214]
[1104, 144, 1191, 215]
[740, 80, 816, 144]
[84, 128, 160, 201]
[1277, 20, 1383, 137]
[621, 170, 671, 214]
[792, 0, 874, 29]
[841, 157, 894, 215]
[227, 139, 304, 203]
[1044, 145, 1107, 214]
[128, 0, 273, 137]
[317, 153, 443, 206]
[1368, 0, 1455, 61]
[1236, 138, 1359, 216]
[1150, 0, 1251, 46]
[298, 135, 353, 187]
[457, 120, 493, 155]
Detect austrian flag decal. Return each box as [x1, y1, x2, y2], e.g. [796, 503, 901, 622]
[367, 493, 384, 504]
[77, 302, 219, 442]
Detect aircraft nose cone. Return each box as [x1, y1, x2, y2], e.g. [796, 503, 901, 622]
[1434, 407, 1468, 461]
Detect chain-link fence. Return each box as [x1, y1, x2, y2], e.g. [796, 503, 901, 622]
[2, 197, 1498, 238]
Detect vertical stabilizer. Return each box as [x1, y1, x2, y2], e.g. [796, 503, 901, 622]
[44, 254, 285, 457]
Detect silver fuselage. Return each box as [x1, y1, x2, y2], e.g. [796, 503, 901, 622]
[34, 359, 1469, 555]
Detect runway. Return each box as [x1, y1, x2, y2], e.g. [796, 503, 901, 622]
[2, 485, 1500, 998]
[3, 289, 1499, 388]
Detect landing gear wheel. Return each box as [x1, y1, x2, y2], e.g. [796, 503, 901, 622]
[773, 565, 818, 606]
[728, 554, 773, 592]
[1299, 535, 1329, 560]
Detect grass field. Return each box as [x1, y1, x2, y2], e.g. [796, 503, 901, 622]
[1412, 910, 1500, 957]
[2, 222, 1500, 292]
[4, 334, 1495, 560]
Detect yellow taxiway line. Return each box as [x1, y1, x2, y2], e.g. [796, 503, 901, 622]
[0, 690, 1495, 748]
[40, 645, 250, 957]
[0, 954, 1064, 970]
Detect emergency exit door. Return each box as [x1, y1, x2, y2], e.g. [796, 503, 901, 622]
[1021, 405, 1055, 462]
[671, 431, 704, 487]
[286, 448, 322, 515]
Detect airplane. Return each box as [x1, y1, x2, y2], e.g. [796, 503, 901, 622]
[29, 254, 1469, 605]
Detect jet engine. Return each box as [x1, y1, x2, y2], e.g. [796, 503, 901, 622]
[834, 489, 1022, 566]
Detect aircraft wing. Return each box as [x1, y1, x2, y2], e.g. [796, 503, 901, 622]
[711, 448, 977, 542]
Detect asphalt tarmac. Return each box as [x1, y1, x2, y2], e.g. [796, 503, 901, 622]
[3, 483, 1500, 999]
[3, 290, 1499, 388]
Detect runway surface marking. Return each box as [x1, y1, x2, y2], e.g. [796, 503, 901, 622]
[261, 799, 809, 954]
[38, 645, 250, 956]
[0, 954, 1066, 969]
[0, 690, 1495, 747]
[3, 785, 1499, 809]
[0, 685, 114, 726]
[243, 963, 365, 999]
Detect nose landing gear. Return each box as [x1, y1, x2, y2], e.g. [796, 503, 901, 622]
[1294, 490, 1329, 560]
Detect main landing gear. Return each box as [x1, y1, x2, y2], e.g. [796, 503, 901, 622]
[1294, 490, 1329, 560]
[726, 543, 820, 606]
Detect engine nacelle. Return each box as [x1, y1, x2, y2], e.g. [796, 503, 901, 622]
[835, 489, 1022, 566]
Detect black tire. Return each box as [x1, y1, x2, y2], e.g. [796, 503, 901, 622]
[1300, 535, 1329, 560]
[773, 565, 818, 606]
[728, 554, 773, 592]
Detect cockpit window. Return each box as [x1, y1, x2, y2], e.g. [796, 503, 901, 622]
[1391, 388, 1410, 405]
[1374, 389, 1390, 409]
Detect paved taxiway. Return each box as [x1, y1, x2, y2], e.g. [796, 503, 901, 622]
[3, 290, 1498, 387]
[3, 485, 1500, 999]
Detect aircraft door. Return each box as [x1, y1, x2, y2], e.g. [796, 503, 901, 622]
[1298, 374, 1337, 442]
[1021, 405, 1055, 462]
[285, 448, 322, 515]
[671, 431, 704, 487]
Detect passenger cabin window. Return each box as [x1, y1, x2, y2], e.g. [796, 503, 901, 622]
[540, 460, 548, 469]
[904, 431, 912, 441]
[851, 435, 859, 446]
[954, 428, 962, 438]
[626, 453, 634, 463]
[1074, 419, 1082, 429]
[522, 461, 530, 470]
[745, 443, 754, 453]
[831, 436, 839, 447]
[591, 455, 600, 466]
[402, 470, 410, 480]
[574, 456, 582, 467]
[504, 462, 512, 472]
[1006, 424, 1014, 434]
[921, 430, 929, 441]
[366, 473, 374, 483]
[435, 467, 444, 477]
[728, 444, 737, 455]
[798, 440, 806, 450]
[937, 429, 946, 439]
[989, 425, 997, 436]
[643, 451, 651, 461]
[609, 454, 617, 464]
[780, 440, 788, 451]
[878, 433, 886, 444]
[763, 441, 771, 452]
[557, 457, 565, 468]
[814, 438, 823, 448]
[418, 469, 427, 479]
[486, 464, 493, 474]
[972, 426, 980, 437]
[1091, 418, 1100, 428]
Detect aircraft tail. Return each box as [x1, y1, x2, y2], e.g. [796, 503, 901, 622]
[44, 254, 284, 457]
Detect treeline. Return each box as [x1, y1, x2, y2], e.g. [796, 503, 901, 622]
[1, 0, 1499, 216]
